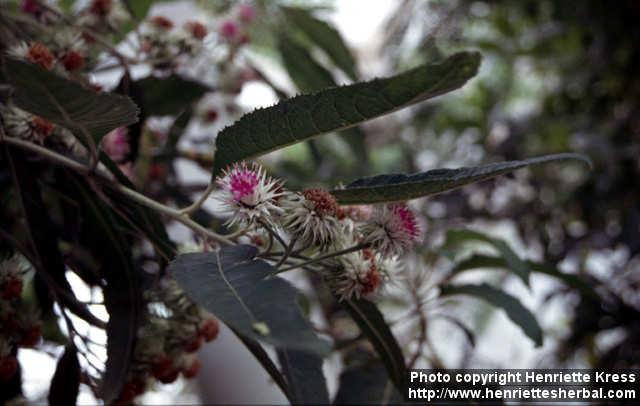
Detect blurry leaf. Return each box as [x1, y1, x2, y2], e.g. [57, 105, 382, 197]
[3, 57, 139, 142]
[277, 33, 368, 165]
[341, 298, 406, 391]
[163, 109, 192, 156]
[451, 254, 598, 298]
[58, 0, 76, 13]
[212, 51, 481, 176]
[125, 0, 154, 19]
[98, 153, 175, 261]
[170, 245, 330, 355]
[282, 6, 358, 80]
[234, 331, 291, 402]
[433, 314, 476, 348]
[277, 349, 329, 405]
[334, 363, 404, 405]
[444, 229, 531, 286]
[65, 175, 142, 404]
[278, 34, 336, 91]
[332, 153, 591, 204]
[48, 344, 80, 406]
[440, 283, 543, 347]
[4, 148, 105, 328]
[135, 75, 209, 116]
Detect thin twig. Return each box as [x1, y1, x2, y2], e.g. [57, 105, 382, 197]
[271, 243, 369, 275]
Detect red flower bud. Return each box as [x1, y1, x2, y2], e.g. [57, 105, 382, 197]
[184, 336, 204, 353]
[1, 277, 23, 300]
[61, 51, 85, 71]
[27, 42, 54, 70]
[181, 358, 201, 378]
[198, 318, 219, 342]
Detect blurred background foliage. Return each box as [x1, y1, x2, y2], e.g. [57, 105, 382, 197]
[1, 0, 639, 403]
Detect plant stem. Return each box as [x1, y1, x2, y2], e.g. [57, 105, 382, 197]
[271, 242, 370, 275]
[258, 219, 287, 248]
[179, 182, 215, 215]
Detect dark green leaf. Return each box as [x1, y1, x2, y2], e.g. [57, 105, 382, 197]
[332, 153, 592, 204]
[341, 298, 406, 391]
[211, 51, 481, 177]
[48, 344, 80, 406]
[64, 175, 142, 404]
[451, 254, 598, 298]
[333, 363, 404, 405]
[4, 57, 139, 142]
[445, 229, 531, 286]
[4, 148, 105, 328]
[277, 349, 329, 405]
[278, 34, 336, 92]
[440, 283, 543, 347]
[169, 245, 330, 355]
[433, 314, 476, 348]
[126, 0, 154, 19]
[277, 33, 369, 166]
[282, 6, 358, 80]
[135, 75, 209, 116]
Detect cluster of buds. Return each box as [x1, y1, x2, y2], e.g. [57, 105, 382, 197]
[9, 38, 87, 75]
[0, 256, 42, 383]
[0, 105, 55, 144]
[115, 279, 219, 404]
[77, 0, 130, 34]
[139, 15, 210, 69]
[218, 4, 255, 45]
[213, 162, 424, 300]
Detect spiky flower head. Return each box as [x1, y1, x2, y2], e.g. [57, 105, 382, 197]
[184, 21, 208, 40]
[215, 162, 283, 227]
[9, 42, 55, 70]
[1, 106, 54, 144]
[331, 248, 381, 301]
[361, 203, 422, 258]
[280, 189, 342, 249]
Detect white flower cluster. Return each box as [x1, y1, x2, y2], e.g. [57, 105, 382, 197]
[213, 162, 425, 300]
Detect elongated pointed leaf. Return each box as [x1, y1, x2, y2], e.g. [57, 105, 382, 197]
[341, 298, 406, 391]
[62, 174, 142, 404]
[277, 349, 329, 405]
[332, 153, 591, 204]
[170, 245, 330, 355]
[48, 344, 81, 406]
[4, 58, 139, 142]
[211, 51, 481, 177]
[282, 6, 358, 80]
[444, 229, 531, 286]
[135, 75, 209, 116]
[451, 254, 597, 298]
[440, 283, 543, 347]
[278, 34, 369, 164]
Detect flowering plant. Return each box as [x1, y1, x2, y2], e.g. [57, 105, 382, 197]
[0, 1, 593, 404]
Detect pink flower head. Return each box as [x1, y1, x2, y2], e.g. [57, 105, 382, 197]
[238, 4, 256, 24]
[362, 203, 423, 257]
[218, 20, 239, 41]
[216, 162, 283, 227]
[228, 166, 259, 203]
[101, 127, 130, 163]
[21, 0, 42, 15]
